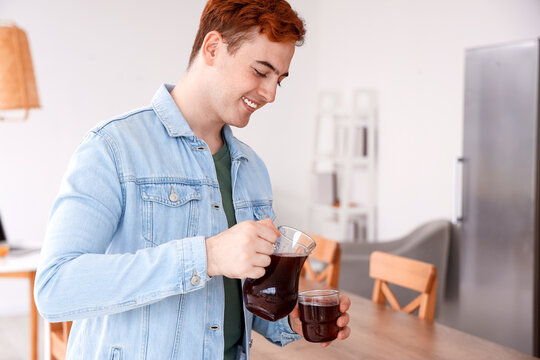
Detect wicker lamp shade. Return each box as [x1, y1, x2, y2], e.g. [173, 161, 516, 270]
[0, 23, 39, 118]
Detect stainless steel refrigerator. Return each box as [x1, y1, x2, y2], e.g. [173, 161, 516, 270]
[439, 39, 540, 356]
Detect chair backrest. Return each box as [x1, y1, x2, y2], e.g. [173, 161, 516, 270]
[50, 321, 72, 360]
[302, 234, 342, 288]
[369, 251, 438, 321]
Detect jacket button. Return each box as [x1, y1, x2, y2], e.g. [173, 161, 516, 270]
[191, 274, 200, 286]
[249, 339, 253, 348]
[169, 186, 178, 202]
[191, 269, 200, 286]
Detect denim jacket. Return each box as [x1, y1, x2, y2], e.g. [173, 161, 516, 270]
[34, 84, 301, 360]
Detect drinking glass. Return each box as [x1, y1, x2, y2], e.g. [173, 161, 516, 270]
[298, 289, 341, 342]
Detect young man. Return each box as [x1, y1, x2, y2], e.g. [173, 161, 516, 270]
[35, 1, 350, 359]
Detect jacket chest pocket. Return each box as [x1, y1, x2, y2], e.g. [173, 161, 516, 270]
[235, 201, 276, 223]
[141, 183, 201, 246]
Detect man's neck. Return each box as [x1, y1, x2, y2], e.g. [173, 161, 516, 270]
[170, 71, 224, 154]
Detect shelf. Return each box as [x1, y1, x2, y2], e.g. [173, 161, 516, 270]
[314, 155, 371, 167]
[310, 89, 377, 242]
[334, 115, 372, 125]
[311, 203, 370, 216]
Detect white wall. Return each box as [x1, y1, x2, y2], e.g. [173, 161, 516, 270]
[1, 0, 540, 315]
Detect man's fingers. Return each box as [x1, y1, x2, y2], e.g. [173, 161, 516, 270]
[257, 219, 280, 238]
[209, 220, 281, 278]
[337, 326, 351, 340]
[339, 295, 351, 312]
[252, 253, 272, 268]
[246, 266, 266, 279]
[257, 228, 279, 244]
[254, 238, 275, 255]
[337, 312, 349, 327]
[289, 305, 300, 318]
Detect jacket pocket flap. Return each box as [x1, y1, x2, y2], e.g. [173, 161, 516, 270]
[142, 184, 201, 207]
[253, 204, 276, 221]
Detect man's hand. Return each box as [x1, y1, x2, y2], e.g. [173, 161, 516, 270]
[289, 293, 351, 347]
[206, 219, 279, 278]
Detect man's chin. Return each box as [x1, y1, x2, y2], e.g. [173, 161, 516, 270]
[228, 116, 251, 129]
[235, 121, 250, 129]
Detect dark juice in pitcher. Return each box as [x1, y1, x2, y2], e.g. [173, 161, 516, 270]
[243, 253, 308, 321]
[299, 302, 340, 342]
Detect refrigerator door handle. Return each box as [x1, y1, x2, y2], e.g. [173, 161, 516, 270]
[453, 157, 464, 223]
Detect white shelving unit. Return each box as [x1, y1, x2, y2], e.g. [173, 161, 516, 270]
[309, 90, 377, 242]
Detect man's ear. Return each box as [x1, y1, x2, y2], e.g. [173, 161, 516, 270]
[201, 31, 223, 66]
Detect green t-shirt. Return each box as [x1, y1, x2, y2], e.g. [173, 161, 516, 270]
[213, 141, 244, 360]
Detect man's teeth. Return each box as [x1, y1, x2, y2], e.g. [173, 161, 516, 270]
[242, 96, 258, 109]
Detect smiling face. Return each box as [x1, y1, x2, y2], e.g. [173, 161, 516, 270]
[207, 30, 296, 128]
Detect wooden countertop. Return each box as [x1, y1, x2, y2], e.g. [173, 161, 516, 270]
[251, 279, 536, 360]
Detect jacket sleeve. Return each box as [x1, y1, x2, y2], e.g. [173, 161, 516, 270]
[252, 315, 301, 346]
[34, 130, 209, 322]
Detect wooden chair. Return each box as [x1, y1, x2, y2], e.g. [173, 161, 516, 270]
[369, 251, 438, 321]
[302, 234, 342, 288]
[50, 321, 72, 360]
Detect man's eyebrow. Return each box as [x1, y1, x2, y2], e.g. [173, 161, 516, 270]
[255, 60, 289, 77]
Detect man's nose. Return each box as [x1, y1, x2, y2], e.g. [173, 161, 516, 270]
[258, 80, 277, 104]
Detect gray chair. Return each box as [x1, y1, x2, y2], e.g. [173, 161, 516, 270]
[339, 219, 451, 318]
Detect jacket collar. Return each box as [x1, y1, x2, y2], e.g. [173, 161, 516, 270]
[152, 84, 248, 161]
[152, 84, 195, 138]
[222, 124, 248, 161]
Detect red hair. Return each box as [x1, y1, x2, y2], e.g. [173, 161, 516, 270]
[189, 0, 306, 66]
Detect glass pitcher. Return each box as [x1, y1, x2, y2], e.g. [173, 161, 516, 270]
[242, 225, 316, 321]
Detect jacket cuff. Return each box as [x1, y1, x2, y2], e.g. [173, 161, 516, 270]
[277, 316, 302, 345]
[174, 236, 208, 292]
